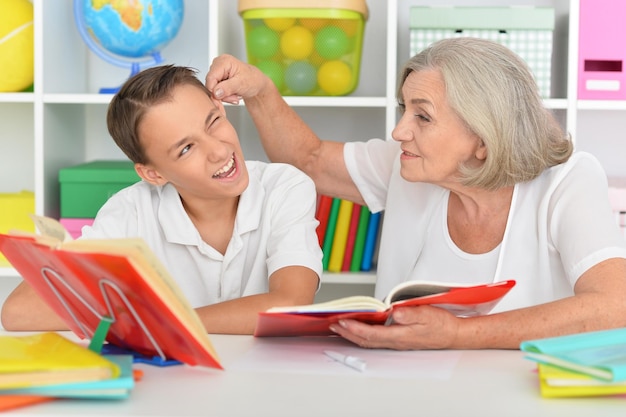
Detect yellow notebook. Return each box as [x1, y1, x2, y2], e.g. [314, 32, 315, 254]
[537, 363, 626, 398]
[0, 332, 120, 389]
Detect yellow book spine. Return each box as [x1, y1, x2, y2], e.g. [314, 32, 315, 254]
[327, 200, 354, 272]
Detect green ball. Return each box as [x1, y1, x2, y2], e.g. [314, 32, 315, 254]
[256, 60, 284, 91]
[314, 26, 349, 60]
[284, 61, 317, 95]
[247, 25, 279, 59]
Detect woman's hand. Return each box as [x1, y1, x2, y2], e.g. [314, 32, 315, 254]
[329, 305, 462, 350]
[205, 54, 274, 105]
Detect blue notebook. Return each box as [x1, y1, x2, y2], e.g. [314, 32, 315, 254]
[520, 327, 626, 382]
[0, 355, 135, 399]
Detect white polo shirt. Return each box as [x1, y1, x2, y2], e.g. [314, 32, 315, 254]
[344, 139, 626, 312]
[80, 161, 323, 308]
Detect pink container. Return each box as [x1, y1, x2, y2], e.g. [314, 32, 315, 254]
[578, 0, 626, 100]
[59, 218, 94, 239]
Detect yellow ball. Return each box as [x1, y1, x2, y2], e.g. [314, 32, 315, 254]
[318, 60, 353, 96]
[264, 18, 295, 32]
[280, 26, 314, 60]
[0, 0, 34, 92]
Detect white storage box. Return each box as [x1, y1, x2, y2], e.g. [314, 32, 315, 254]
[409, 6, 555, 98]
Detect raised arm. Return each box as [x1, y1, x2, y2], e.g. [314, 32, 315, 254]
[206, 54, 364, 204]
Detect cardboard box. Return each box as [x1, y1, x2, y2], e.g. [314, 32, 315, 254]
[239, 0, 368, 96]
[409, 6, 555, 98]
[59, 160, 140, 218]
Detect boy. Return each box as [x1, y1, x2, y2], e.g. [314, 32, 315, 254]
[1, 65, 322, 334]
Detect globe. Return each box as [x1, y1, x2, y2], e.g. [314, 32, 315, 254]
[73, 0, 184, 93]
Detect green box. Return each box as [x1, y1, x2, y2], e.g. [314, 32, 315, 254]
[59, 160, 140, 218]
[409, 6, 555, 98]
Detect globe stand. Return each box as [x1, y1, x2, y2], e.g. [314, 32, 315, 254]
[97, 57, 161, 95]
[73, 0, 169, 94]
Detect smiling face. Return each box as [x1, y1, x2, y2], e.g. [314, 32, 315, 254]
[392, 70, 486, 189]
[135, 83, 249, 203]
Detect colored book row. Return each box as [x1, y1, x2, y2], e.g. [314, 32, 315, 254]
[315, 195, 381, 273]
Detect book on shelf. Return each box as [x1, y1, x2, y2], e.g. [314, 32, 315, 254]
[350, 206, 370, 272]
[0, 332, 120, 390]
[360, 211, 381, 271]
[254, 279, 516, 337]
[315, 194, 334, 246]
[534, 363, 626, 398]
[341, 203, 362, 272]
[321, 197, 341, 270]
[1, 354, 137, 400]
[327, 199, 354, 272]
[520, 327, 626, 382]
[0, 215, 222, 369]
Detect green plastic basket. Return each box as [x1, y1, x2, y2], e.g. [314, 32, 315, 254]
[239, 0, 368, 96]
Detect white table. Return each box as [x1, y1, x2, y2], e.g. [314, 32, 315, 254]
[2, 331, 625, 417]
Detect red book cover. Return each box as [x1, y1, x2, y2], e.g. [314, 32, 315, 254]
[314, 195, 333, 246]
[0, 395, 54, 412]
[341, 203, 362, 271]
[254, 280, 516, 337]
[0, 228, 222, 369]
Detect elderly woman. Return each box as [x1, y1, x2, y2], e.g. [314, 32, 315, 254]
[205, 37, 626, 350]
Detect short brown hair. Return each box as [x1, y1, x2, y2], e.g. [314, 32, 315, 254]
[107, 65, 208, 164]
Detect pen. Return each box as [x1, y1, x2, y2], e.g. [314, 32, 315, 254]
[323, 350, 367, 372]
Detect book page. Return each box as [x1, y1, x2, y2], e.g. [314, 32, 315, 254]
[30, 215, 73, 243]
[266, 295, 386, 313]
[385, 280, 465, 305]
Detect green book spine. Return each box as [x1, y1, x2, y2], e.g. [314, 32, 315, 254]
[322, 198, 341, 270]
[350, 206, 371, 271]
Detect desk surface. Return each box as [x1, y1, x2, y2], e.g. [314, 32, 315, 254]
[1, 332, 625, 417]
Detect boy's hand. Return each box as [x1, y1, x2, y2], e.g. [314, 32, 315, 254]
[205, 54, 273, 105]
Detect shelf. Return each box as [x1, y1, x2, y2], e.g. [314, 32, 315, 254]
[577, 100, 626, 111]
[43, 94, 113, 104]
[0, 93, 35, 103]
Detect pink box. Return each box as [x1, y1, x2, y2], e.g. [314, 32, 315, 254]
[59, 218, 94, 239]
[578, 0, 626, 100]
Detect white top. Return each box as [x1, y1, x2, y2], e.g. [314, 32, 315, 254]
[81, 161, 323, 308]
[344, 139, 626, 312]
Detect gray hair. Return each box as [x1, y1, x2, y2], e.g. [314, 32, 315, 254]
[398, 37, 573, 190]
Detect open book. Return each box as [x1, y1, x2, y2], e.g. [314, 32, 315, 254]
[0, 215, 221, 369]
[255, 279, 516, 337]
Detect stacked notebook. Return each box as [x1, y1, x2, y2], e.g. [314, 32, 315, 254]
[521, 327, 626, 398]
[0, 332, 139, 411]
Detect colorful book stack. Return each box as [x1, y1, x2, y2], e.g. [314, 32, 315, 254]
[520, 327, 626, 398]
[315, 195, 381, 273]
[0, 332, 139, 412]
